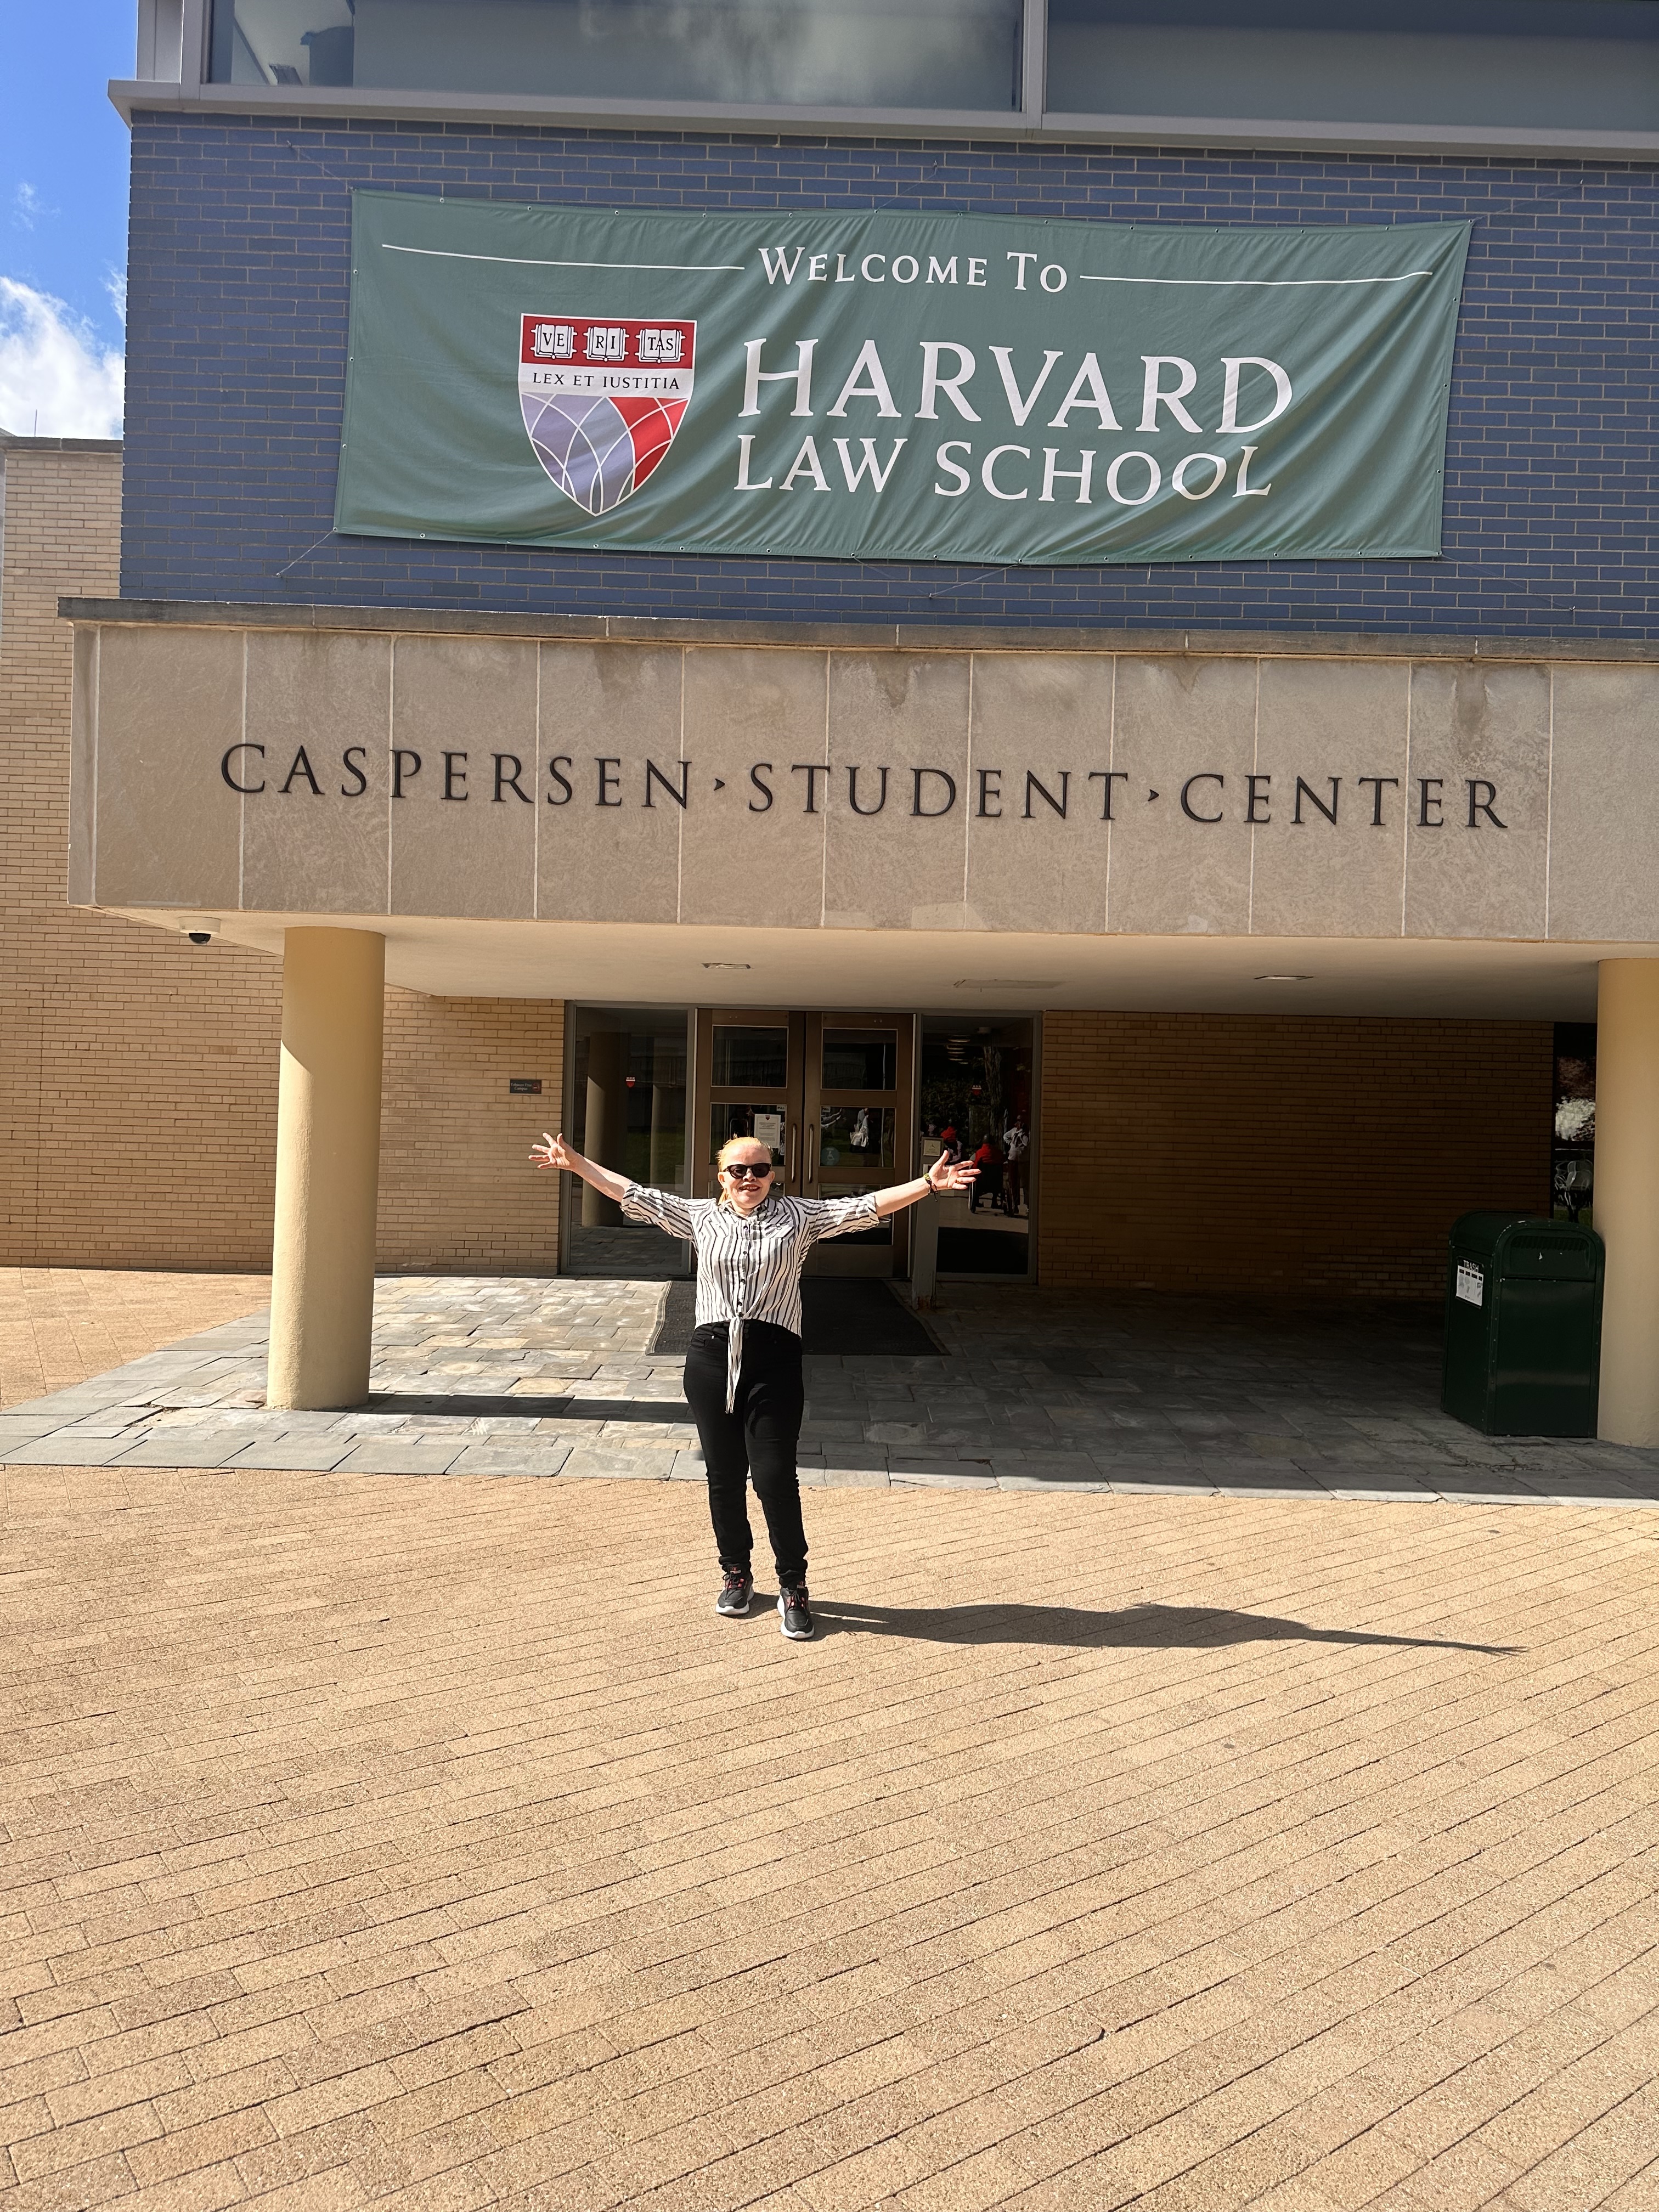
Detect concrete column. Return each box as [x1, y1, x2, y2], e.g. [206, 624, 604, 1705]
[1596, 959, 1659, 1445]
[582, 1030, 625, 1227]
[267, 928, 386, 1411]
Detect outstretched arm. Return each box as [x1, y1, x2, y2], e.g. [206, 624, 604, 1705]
[530, 1131, 629, 1205]
[870, 1154, 978, 1221]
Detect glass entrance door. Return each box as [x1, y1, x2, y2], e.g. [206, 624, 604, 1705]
[691, 1011, 917, 1277]
[801, 1014, 915, 1278]
[694, 1011, 809, 1197]
[566, 1005, 693, 1277]
[918, 1015, 1036, 1278]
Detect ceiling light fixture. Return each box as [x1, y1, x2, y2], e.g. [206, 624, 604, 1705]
[953, 978, 1061, 990]
[702, 961, 752, 970]
[1255, 972, 1314, 982]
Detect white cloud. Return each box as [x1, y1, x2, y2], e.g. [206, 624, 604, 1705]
[0, 278, 123, 438]
[105, 268, 127, 326]
[13, 183, 50, 231]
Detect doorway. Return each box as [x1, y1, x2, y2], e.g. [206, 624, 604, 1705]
[692, 1010, 917, 1276]
[919, 1014, 1037, 1278]
[564, 1006, 692, 1277]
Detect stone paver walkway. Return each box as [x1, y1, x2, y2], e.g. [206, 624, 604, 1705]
[2, 1276, 1658, 1507]
[3, 1462, 1658, 2210]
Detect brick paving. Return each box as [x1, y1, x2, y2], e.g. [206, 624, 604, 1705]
[4, 1456, 1659, 2211]
[0, 1272, 272, 1414]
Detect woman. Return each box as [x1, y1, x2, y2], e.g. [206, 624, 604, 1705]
[532, 1128, 978, 1640]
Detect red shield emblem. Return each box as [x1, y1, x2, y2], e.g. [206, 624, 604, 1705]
[519, 315, 696, 516]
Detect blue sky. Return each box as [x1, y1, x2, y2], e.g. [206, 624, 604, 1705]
[1, 0, 135, 433]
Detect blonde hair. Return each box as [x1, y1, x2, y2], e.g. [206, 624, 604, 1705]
[715, 1132, 774, 1207]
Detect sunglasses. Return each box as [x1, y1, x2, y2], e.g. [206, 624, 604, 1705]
[724, 1163, 772, 1180]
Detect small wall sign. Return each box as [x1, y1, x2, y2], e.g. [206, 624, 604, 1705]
[509, 1077, 543, 1095]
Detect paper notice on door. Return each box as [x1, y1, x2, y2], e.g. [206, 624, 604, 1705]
[753, 1113, 782, 1153]
[1455, 1260, 1484, 1307]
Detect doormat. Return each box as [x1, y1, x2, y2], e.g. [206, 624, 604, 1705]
[651, 1280, 698, 1356]
[650, 1278, 942, 1358]
[802, 1279, 943, 1357]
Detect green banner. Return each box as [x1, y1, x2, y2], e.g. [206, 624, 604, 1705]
[335, 191, 1470, 567]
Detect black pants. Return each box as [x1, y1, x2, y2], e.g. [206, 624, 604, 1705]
[682, 1320, 808, 1587]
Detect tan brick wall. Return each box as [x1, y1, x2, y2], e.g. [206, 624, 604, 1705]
[1036, 1010, 1553, 1299]
[377, 991, 563, 1271]
[0, 444, 279, 1269]
[0, 444, 563, 1274]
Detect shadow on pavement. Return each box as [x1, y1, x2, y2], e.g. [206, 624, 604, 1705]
[361, 1393, 685, 1421]
[810, 1599, 1520, 1656]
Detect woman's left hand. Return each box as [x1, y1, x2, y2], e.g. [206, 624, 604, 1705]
[927, 1158, 979, 1194]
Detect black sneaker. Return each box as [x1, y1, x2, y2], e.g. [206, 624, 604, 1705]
[716, 1570, 753, 1617]
[777, 1585, 815, 1641]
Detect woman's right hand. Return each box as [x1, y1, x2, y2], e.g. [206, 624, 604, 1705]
[531, 1131, 577, 1172]
[926, 1156, 979, 1195]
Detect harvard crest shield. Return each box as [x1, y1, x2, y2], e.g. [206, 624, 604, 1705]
[519, 315, 696, 516]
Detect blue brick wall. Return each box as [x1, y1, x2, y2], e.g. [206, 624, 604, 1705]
[122, 114, 1657, 636]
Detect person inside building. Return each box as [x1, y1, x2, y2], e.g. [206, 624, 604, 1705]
[969, 1132, 1003, 1214]
[531, 1128, 979, 1639]
[1002, 1111, 1030, 1217]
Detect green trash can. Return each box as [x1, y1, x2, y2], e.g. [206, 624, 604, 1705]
[1442, 1211, 1605, 1436]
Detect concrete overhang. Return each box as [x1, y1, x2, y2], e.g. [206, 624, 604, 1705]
[63, 598, 1659, 1018]
[103, 909, 1612, 1020]
[60, 597, 1659, 666]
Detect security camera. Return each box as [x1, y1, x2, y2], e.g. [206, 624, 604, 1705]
[180, 916, 221, 945]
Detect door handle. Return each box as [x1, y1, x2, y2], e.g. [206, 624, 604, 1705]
[787, 1120, 797, 1186]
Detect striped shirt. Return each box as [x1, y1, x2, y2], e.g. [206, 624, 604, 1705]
[621, 1183, 881, 1409]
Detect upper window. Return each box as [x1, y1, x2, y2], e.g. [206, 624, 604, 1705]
[208, 0, 1025, 109]
[1047, 0, 1659, 131]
